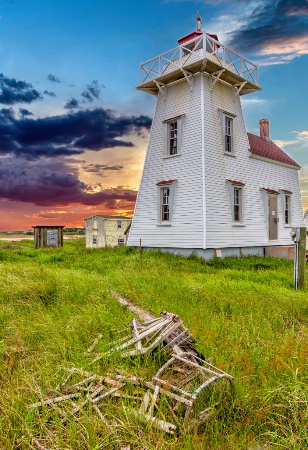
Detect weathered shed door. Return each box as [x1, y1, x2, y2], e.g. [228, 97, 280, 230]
[268, 194, 278, 240]
[47, 230, 58, 247]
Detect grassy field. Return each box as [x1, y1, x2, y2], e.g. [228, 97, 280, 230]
[0, 239, 307, 449]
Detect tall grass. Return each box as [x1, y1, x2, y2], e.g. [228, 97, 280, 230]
[0, 239, 307, 449]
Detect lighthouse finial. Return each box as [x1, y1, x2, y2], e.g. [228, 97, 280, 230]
[196, 12, 202, 31]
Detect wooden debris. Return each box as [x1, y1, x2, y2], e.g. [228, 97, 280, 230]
[92, 310, 200, 361]
[65, 375, 97, 391]
[28, 392, 82, 408]
[32, 437, 50, 450]
[92, 403, 109, 425]
[108, 291, 202, 360]
[110, 291, 155, 322]
[146, 351, 233, 428]
[130, 408, 177, 434]
[87, 333, 103, 353]
[91, 386, 123, 404]
[48, 401, 67, 418]
[28, 292, 234, 436]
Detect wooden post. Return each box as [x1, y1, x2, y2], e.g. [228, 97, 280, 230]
[42, 227, 47, 247]
[33, 228, 38, 249]
[298, 227, 306, 289]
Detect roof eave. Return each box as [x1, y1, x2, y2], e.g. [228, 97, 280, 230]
[84, 215, 132, 221]
[248, 151, 301, 170]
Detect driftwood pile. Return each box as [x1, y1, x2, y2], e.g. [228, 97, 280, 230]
[28, 292, 233, 436]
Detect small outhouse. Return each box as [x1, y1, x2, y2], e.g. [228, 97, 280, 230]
[32, 226, 64, 249]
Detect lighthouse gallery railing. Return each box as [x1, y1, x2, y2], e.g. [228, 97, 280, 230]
[140, 33, 258, 87]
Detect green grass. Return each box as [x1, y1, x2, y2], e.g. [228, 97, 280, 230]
[0, 239, 307, 449]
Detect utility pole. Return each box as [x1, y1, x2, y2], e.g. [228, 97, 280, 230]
[290, 227, 307, 289]
[298, 228, 307, 289]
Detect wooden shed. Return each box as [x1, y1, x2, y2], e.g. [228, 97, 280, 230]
[32, 226, 64, 249]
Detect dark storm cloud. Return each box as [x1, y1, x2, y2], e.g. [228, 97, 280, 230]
[86, 164, 124, 172]
[0, 107, 152, 159]
[81, 80, 102, 102]
[19, 108, 33, 117]
[0, 74, 42, 105]
[81, 91, 93, 102]
[228, 0, 308, 54]
[0, 107, 15, 122]
[0, 157, 137, 207]
[64, 98, 79, 109]
[43, 90, 56, 97]
[84, 163, 124, 176]
[47, 74, 61, 83]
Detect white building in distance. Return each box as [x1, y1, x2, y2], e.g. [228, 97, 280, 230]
[84, 215, 132, 248]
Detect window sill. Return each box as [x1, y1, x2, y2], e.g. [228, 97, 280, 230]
[157, 223, 172, 226]
[224, 152, 235, 157]
[232, 223, 245, 227]
[284, 225, 292, 228]
[163, 153, 182, 160]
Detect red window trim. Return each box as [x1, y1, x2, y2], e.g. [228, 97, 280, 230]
[156, 179, 176, 186]
[226, 179, 245, 186]
[261, 188, 279, 194]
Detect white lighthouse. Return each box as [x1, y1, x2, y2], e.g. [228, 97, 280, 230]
[128, 15, 304, 258]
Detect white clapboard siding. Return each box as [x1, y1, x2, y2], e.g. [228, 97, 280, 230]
[129, 77, 205, 248]
[128, 71, 304, 250]
[203, 77, 303, 248]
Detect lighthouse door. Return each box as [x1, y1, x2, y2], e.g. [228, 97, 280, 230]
[268, 194, 278, 240]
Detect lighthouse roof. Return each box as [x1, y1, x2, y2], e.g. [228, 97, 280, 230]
[178, 30, 219, 45]
[178, 30, 202, 45]
[248, 132, 300, 169]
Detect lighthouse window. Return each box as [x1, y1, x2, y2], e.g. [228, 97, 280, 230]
[285, 195, 290, 224]
[219, 110, 236, 155]
[225, 117, 233, 153]
[169, 121, 178, 155]
[226, 180, 245, 225]
[280, 192, 292, 226]
[163, 115, 185, 157]
[156, 180, 177, 225]
[161, 187, 170, 221]
[233, 188, 241, 222]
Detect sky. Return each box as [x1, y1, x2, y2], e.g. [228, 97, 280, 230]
[0, 0, 307, 231]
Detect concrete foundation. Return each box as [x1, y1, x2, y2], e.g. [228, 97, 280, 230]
[141, 246, 265, 260]
[265, 245, 294, 260]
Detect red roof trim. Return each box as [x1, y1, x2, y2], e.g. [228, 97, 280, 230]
[178, 31, 202, 45]
[261, 188, 279, 194]
[178, 31, 219, 46]
[226, 179, 245, 186]
[248, 132, 300, 168]
[156, 179, 176, 186]
[280, 189, 293, 194]
[206, 33, 219, 42]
